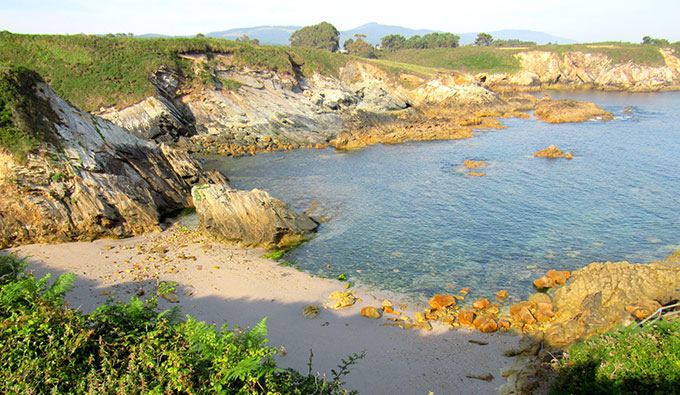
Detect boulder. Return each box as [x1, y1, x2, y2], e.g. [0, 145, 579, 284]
[510, 303, 536, 325]
[458, 309, 476, 326]
[430, 294, 456, 310]
[533, 275, 555, 290]
[534, 99, 613, 123]
[302, 305, 320, 319]
[495, 290, 509, 300]
[472, 298, 491, 310]
[192, 185, 318, 248]
[360, 306, 382, 319]
[550, 259, 680, 343]
[323, 291, 357, 309]
[473, 316, 499, 333]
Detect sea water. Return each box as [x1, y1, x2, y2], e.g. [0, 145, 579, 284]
[202, 91, 680, 302]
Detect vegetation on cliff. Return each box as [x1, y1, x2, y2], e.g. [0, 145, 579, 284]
[0, 31, 349, 112]
[0, 65, 61, 162]
[0, 255, 358, 394]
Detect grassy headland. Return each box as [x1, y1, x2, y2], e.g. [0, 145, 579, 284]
[0, 32, 349, 112]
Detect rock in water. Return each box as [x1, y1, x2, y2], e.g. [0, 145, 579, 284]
[430, 294, 456, 310]
[533, 145, 573, 160]
[534, 98, 613, 123]
[192, 184, 318, 248]
[473, 316, 499, 333]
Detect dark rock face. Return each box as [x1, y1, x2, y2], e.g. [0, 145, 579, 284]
[0, 81, 225, 248]
[192, 184, 318, 249]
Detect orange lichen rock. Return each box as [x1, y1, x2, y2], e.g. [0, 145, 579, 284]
[534, 145, 573, 159]
[430, 294, 456, 310]
[463, 160, 486, 169]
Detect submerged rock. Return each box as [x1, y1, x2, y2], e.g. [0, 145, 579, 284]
[534, 99, 613, 123]
[192, 184, 318, 249]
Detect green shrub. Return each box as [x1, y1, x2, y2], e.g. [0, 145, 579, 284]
[550, 318, 680, 394]
[0, 254, 360, 394]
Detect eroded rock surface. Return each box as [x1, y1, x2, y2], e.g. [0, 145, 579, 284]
[546, 260, 680, 347]
[534, 98, 613, 123]
[534, 145, 573, 159]
[192, 184, 318, 248]
[0, 73, 224, 248]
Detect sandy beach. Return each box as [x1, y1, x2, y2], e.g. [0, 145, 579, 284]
[6, 225, 520, 395]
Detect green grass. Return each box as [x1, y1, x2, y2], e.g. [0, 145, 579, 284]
[0, 32, 350, 112]
[550, 318, 680, 394]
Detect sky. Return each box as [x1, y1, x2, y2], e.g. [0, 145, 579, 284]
[1, 0, 679, 43]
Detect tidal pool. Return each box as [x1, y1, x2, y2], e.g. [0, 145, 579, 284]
[202, 91, 680, 302]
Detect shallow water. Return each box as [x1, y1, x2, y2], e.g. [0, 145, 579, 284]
[202, 91, 680, 302]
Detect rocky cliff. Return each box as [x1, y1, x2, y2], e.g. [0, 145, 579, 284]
[97, 56, 548, 154]
[0, 68, 226, 247]
[480, 48, 680, 91]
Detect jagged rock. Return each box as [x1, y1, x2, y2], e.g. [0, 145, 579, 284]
[360, 306, 382, 319]
[549, 259, 680, 345]
[534, 145, 573, 160]
[0, 70, 224, 248]
[510, 303, 536, 325]
[192, 184, 318, 248]
[546, 269, 570, 284]
[535, 98, 613, 123]
[429, 294, 456, 310]
[495, 290, 509, 300]
[324, 291, 357, 309]
[457, 309, 476, 326]
[485, 49, 680, 91]
[528, 293, 551, 305]
[533, 275, 555, 290]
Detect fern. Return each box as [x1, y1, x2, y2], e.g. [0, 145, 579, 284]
[42, 272, 76, 303]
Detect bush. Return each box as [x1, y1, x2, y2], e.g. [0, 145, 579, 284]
[0, 254, 360, 394]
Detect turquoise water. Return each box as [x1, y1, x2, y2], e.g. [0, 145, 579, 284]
[202, 91, 680, 302]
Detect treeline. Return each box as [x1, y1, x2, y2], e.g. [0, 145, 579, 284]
[381, 32, 461, 50]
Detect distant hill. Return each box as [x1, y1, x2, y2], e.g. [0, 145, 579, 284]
[339, 22, 440, 46]
[458, 29, 576, 45]
[207, 26, 299, 44]
[201, 24, 576, 47]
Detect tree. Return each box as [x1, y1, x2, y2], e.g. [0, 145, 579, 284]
[195, 33, 205, 38]
[236, 34, 259, 45]
[289, 22, 340, 52]
[642, 36, 670, 45]
[474, 32, 493, 46]
[344, 38, 377, 58]
[381, 34, 406, 51]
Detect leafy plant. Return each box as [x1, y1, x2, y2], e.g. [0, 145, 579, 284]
[0, 254, 361, 394]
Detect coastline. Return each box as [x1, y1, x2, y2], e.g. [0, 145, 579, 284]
[6, 225, 520, 395]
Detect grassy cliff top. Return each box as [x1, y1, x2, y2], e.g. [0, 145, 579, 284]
[379, 42, 674, 74]
[0, 32, 348, 112]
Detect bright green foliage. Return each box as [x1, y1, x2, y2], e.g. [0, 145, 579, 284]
[0, 255, 359, 394]
[261, 250, 286, 260]
[550, 319, 680, 394]
[381, 34, 407, 51]
[289, 22, 340, 52]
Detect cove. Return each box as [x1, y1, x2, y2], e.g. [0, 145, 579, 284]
[202, 91, 680, 303]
